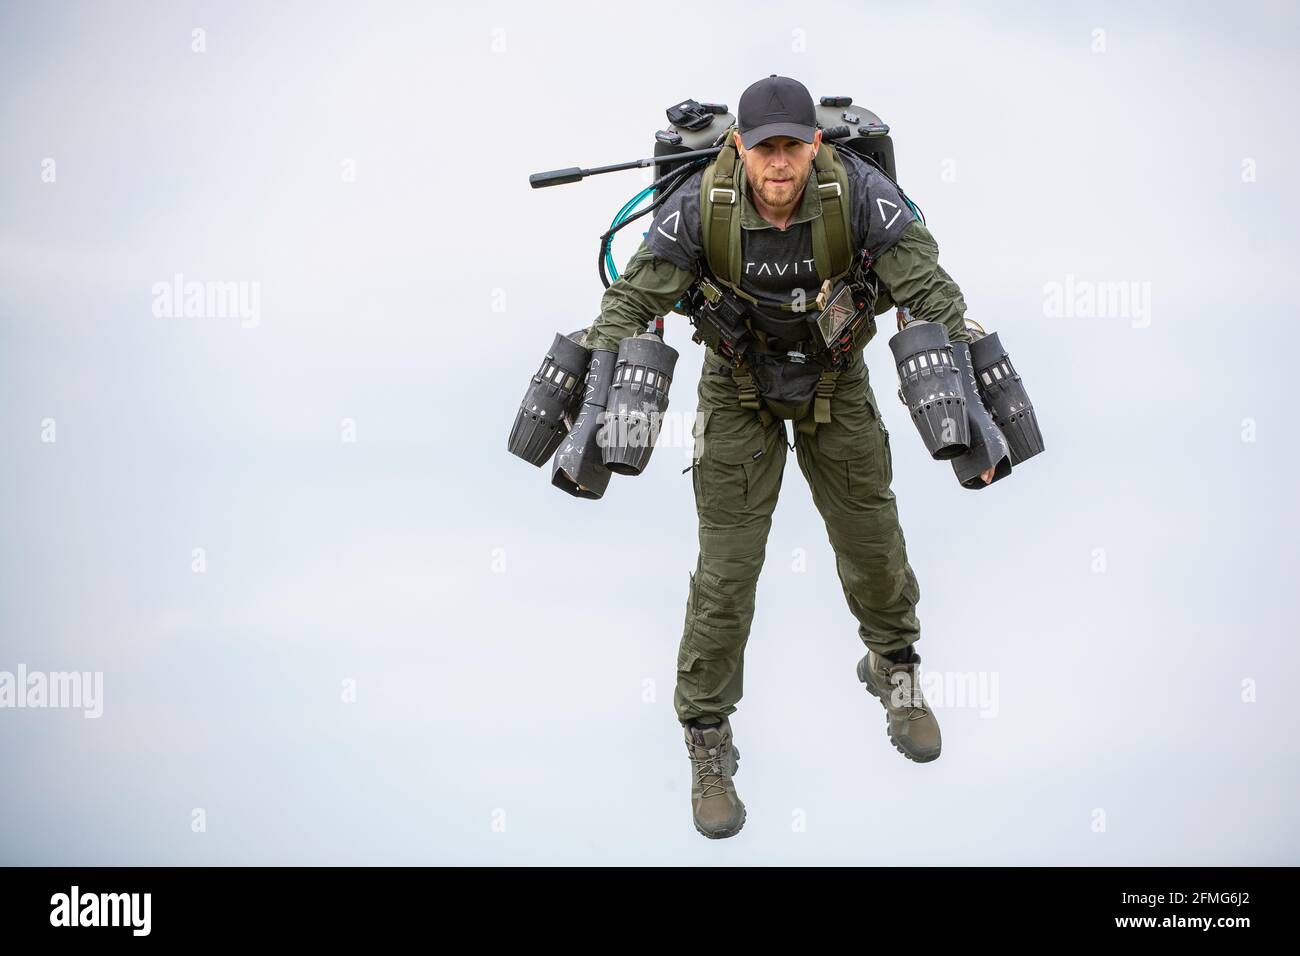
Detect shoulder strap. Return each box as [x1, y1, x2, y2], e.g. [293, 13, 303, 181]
[809, 143, 854, 285]
[700, 133, 748, 296]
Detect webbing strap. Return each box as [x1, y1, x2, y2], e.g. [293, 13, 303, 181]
[733, 364, 759, 409]
[789, 368, 839, 438]
[702, 138, 742, 290]
[731, 359, 774, 428]
[809, 145, 853, 285]
[813, 367, 839, 424]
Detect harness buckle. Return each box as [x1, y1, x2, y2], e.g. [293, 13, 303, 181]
[709, 187, 737, 205]
[814, 278, 833, 312]
[817, 181, 842, 198]
[698, 276, 722, 304]
[786, 350, 807, 364]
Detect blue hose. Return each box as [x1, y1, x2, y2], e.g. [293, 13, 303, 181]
[604, 184, 657, 281]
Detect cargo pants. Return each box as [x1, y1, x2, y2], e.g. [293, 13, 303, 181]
[674, 345, 922, 725]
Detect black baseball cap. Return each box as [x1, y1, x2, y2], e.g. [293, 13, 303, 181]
[737, 75, 817, 148]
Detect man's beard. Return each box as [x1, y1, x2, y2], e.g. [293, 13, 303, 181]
[751, 166, 810, 211]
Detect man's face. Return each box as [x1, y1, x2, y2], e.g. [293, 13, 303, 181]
[734, 129, 822, 213]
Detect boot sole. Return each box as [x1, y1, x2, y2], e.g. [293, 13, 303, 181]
[695, 805, 746, 840]
[859, 657, 941, 763]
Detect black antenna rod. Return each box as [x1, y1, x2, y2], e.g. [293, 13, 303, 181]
[529, 146, 724, 189]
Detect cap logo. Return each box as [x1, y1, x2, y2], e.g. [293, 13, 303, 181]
[764, 88, 789, 117]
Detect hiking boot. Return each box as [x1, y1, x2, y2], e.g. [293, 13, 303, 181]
[857, 649, 942, 763]
[683, 717, 745, 839]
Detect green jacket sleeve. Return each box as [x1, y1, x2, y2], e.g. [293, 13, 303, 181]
[871, 220, 972, 344]
[583, 240, 698, 352]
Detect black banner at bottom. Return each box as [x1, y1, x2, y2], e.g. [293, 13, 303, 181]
[0, 866, 1282, 941]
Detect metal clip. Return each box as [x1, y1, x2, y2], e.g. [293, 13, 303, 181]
[786, 350, 806, 363]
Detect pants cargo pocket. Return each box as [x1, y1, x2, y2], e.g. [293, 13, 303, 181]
[693, 405, 766, 517]
[812, 393, 889, 499]
[677, 565, 746, 718]
[689, 569, 751, 656]
[676, 643, 735, 713]
[866, 385, 893, 490]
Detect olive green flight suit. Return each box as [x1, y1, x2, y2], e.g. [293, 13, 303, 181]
[586, 218, 972, 727]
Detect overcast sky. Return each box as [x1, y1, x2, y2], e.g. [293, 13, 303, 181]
[1, 0, 1297, 864]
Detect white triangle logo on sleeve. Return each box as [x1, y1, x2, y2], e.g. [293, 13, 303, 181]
[656, 209, 681, 242]
[875, 198, 902, 230]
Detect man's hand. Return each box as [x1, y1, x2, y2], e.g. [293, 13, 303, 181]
[980, 466, 995, 484]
